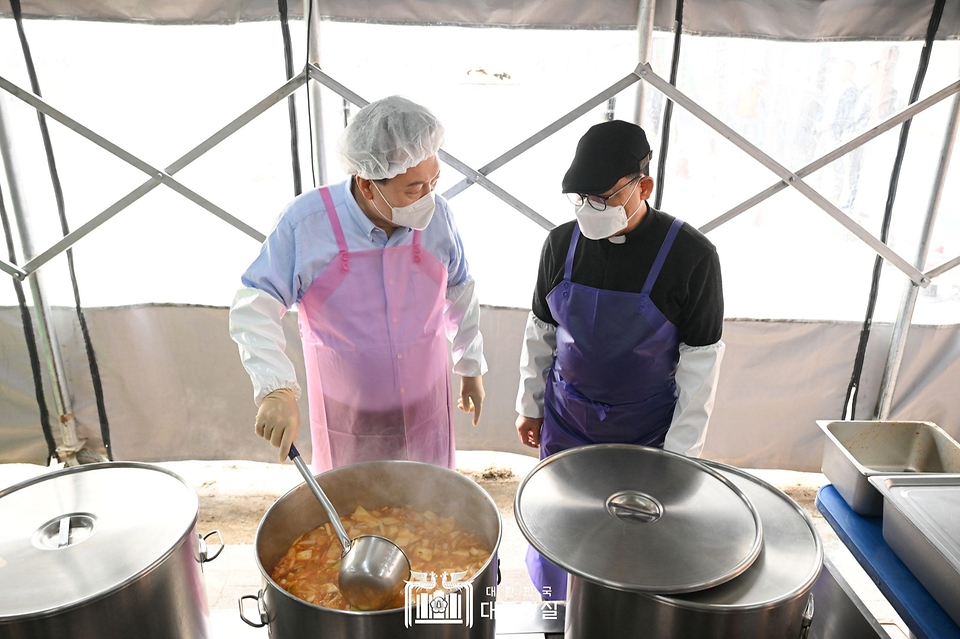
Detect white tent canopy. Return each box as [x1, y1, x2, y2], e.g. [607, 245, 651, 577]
[1, 0, 959, 470]
[5, 0, 960, 39]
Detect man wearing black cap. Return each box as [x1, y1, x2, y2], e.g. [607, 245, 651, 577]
[514, 120, 725, 600]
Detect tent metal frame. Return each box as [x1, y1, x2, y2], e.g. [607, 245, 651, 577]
[303, 64, 554, 229]
[7, 62, 955, 284]
[0, 98, 82, 462]
[1, 24, 959, 452]
[876, 90, 960, 420]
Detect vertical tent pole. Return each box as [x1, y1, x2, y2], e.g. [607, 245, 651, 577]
[844, 0, 946, 418]
[305, 0, 327, 186]
[634, 0, 657, 129]
[0, 94, 81, 465]
[653, 0, 684, 209]
[874, 90, 960, 420]
[278, 0, 303, 196]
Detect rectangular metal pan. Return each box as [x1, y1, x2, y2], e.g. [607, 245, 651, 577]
[817, 420, 960, 516]
[868, 474, 960, 628]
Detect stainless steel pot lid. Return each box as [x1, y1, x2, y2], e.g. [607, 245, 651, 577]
[515, 444, 763, 594]
[0, 462, 198, 619]
[653, 461, 823, 609]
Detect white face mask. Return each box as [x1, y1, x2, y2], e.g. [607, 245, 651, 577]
[372, 183, 436, 231]
[574, 180, 641, 240]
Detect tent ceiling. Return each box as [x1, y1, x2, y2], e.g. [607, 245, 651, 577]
[2, 0, 959, 40]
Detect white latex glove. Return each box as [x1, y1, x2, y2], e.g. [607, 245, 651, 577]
[515, 312, 557, 419]
[663, 341, 725, 458]
[445, 279, 488, 377]
[229, 287, 302, 405]
[255, 388, 301, 462]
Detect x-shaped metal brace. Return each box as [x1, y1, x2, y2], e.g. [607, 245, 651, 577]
[2, 63, 958, 289]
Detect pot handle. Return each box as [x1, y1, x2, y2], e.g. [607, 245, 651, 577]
[798, 593, 815, 639]
[239, 590, 268, 628]
[199, 530, 224, 563]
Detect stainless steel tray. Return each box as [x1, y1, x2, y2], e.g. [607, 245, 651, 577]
[817, 420, 960, 516]
[868, 474, 960, 628]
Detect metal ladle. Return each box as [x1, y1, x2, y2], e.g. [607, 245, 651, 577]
[287, 444, 411, 610]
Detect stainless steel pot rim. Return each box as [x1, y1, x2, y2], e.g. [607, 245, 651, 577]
[260, 581, 407, 615]
[573, 575, 816, 614]
[641, 587, 815, 613]
[514, 444, 764, 594]
[646, 460, 823, 611]
[0, 462, 199, 620]
[0, 460, 198, 503]
[255, 459, 502, 615]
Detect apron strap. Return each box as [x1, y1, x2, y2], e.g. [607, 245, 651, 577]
[411, 229, 423, 264]
[319, 186, 350, 272]
[563, 224, 582, 282]
[641, 218, 683, 296]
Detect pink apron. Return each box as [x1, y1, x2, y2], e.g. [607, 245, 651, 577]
[297, 186, 455, 473]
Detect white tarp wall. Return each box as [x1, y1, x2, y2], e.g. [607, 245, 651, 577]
[1, 1, 959, 469]
[3, 306, 960, 471]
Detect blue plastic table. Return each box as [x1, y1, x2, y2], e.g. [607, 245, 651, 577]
[816, 484, 960, 639]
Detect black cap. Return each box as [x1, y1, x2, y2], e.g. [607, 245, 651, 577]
[562, 120, 652, 195]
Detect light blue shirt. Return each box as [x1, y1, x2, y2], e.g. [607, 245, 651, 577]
[241, 178, 471, 308]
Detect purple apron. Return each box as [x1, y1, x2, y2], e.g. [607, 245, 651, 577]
[526, 218, 684, 600]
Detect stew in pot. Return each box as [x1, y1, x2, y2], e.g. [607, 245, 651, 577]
[271, 505, 491, 610]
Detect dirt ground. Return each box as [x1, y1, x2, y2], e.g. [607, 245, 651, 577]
[168, 455, 822, 546]
[0, 453, 824, 546]
[181, 461, 530, 546]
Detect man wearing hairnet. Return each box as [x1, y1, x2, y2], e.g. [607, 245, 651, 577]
[516, 120, 725, 599]
[229, 96, 486, 472]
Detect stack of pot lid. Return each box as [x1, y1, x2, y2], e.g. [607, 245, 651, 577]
[0, 462, 199, 620]
[515, 445, 764, 593]
[656, 460, 823, 609]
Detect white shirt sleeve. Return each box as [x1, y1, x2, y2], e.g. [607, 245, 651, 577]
[228, 287, 302, 406]
[516, 311, 557, 418]
[663, 341, 725, 458]
[444, 279, 488, 377]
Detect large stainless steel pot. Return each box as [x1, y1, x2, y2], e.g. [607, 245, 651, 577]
[240, 460, 501, 638]
[0, 462, 221, 639]
[565, 461, 822, 638]
[516, 446, 822, 639]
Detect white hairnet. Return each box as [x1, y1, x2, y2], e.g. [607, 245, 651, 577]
[337, 95, 445, 180]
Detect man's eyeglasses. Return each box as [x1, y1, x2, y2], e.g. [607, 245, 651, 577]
[566, 175, 643, 211]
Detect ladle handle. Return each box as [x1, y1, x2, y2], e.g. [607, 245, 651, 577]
[288, 444, 353, 553]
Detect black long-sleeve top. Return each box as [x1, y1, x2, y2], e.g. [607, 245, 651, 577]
[531, 206, 724, 347]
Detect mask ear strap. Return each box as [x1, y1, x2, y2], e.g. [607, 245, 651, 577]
[622, 179, 644, 222]
[370, 182, 394, 223]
